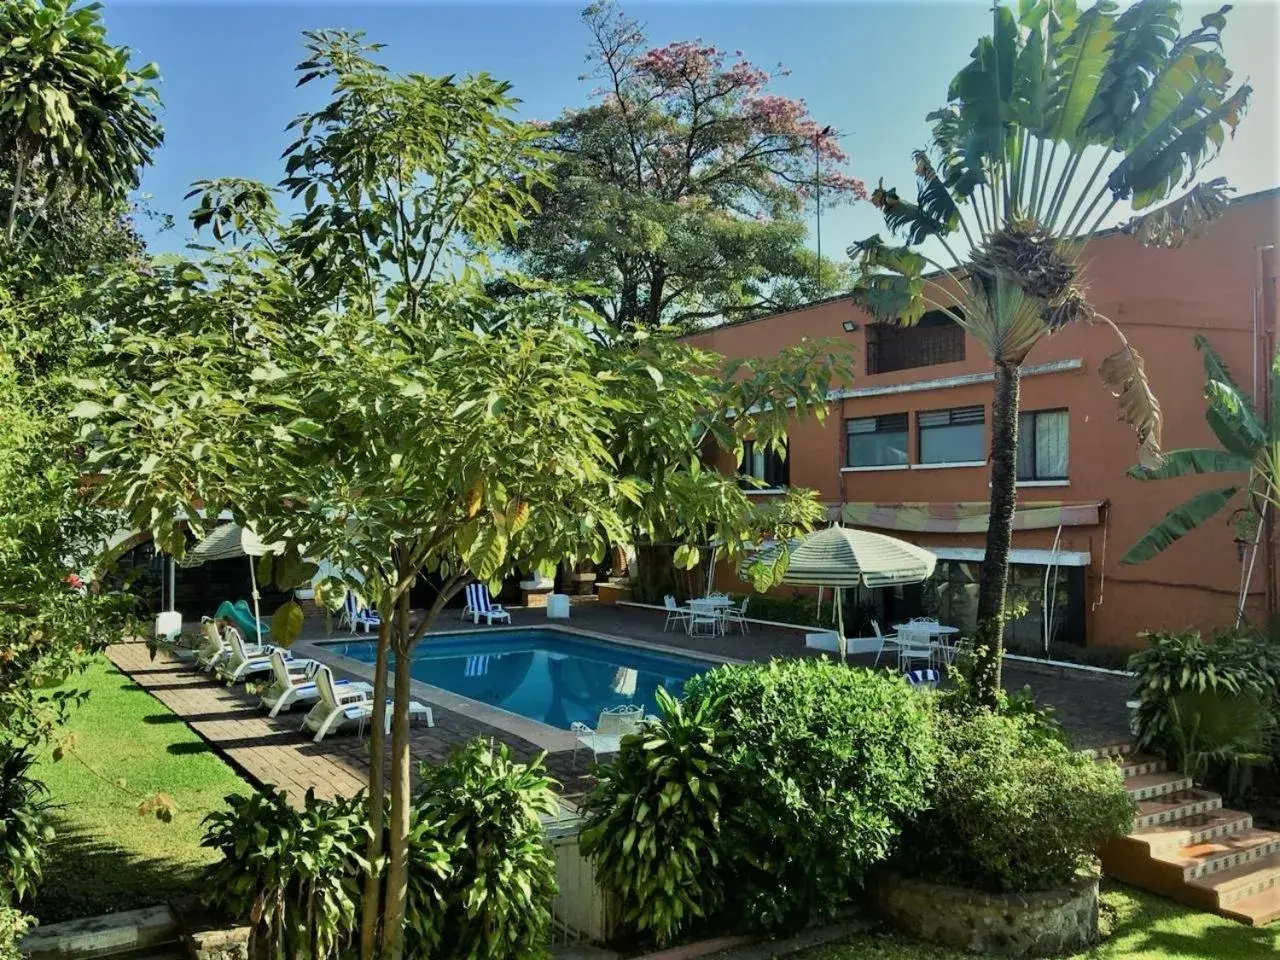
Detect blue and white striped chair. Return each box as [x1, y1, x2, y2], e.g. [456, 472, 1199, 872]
[339, 592, 382, 634]
[905, 668, 941, 690]
[464, 582, 511, 625]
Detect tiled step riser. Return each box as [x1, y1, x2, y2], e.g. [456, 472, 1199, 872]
[1134, 794, 1223, 830]
[1183, 838, 1280, 883]
[1142, 815, 1254, 855]
[1121, 758, 1166, 778]
[1128, 776, 1194, 802]
[1214, 869, 1280, 908]
[1086, 741, 1133, 761]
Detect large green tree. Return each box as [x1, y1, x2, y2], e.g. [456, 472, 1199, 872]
[78, 31, 843, 960]
[0, 0, 162, 250]
[848, 0, 1251, 706]
[507, 2, 864, 332]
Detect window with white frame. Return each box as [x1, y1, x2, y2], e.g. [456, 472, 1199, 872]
[917, 405, 985, 465]
[845, 413, 909, 468]
[1018, 409, 1069, 481]
[739, 439, 789, 488]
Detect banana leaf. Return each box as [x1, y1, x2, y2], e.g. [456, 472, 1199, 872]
[1120, 485, 1241, 565]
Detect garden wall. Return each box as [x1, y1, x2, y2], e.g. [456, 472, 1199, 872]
[870, 871, 1099, 958]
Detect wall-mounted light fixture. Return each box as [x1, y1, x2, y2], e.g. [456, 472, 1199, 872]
[841, 319, 858, 333]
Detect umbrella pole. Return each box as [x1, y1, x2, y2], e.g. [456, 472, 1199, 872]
[249, 556, 263, 645]
[836, 586, 846, 662]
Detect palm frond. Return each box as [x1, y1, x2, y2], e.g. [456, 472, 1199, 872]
[1120, 177, 1233, 247]
[847, 235, 931, 326]
[1099, 340, 1162, 469]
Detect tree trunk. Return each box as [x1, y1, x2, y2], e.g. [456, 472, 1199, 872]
[4, 142, 30, 245]
[358, 605, 393, 960]
[970, 359, 1021, 707]
[379, 590, 414, 960]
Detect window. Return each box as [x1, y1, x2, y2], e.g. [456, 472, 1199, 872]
[739, 439, 789, 488]
[865, 309, 966, 374]
[846, 413, 909, 468]
[917, 405, 985, 465]
[1018, 409, 1069, 481]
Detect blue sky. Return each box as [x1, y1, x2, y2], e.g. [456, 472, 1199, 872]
[104, 0, 1279, 259]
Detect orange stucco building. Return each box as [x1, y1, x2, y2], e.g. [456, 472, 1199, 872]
[685, 188, 1280, 650]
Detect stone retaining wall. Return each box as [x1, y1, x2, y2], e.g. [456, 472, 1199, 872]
[870, 871, 1099, 957]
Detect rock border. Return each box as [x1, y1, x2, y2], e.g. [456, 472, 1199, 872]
[869, 871, 1099, 958]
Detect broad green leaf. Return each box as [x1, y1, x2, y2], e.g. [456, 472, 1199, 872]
[1120, 485, 1240, 565]
[1126, 447, 1252, 481]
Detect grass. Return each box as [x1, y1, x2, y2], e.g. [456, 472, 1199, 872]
[797, 883, 1279, 960]
[30, 657, 250, 923]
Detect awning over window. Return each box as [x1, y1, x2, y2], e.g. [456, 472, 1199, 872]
[841, 500, 1102, 533]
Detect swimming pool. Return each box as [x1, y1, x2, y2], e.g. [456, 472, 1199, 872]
[326, 629, 713, 731]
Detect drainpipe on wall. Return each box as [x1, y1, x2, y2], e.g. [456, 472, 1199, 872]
[1257, 244, 1278, 620]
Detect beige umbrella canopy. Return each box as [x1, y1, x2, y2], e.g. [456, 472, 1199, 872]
[775, 525, 938, 660]
[180, 524, 284, 643]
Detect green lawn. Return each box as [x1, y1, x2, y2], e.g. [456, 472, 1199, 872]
[800, 884, 1278, 960]
[31, 658, 250, 923]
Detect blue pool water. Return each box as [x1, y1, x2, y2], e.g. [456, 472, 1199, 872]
[326, 629, 711, 731]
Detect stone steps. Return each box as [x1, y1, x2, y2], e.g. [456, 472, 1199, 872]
[1099, 742, 1278, 928]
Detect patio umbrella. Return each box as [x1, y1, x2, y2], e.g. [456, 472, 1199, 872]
[778, 525, 937, 661]
[180, 523, 283, 644]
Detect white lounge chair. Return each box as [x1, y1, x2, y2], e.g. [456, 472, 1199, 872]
[260, 650, 333, 717]
[464, 582, 511, 625]
[662, 595, 691, 633]
[217, 626, 287, 683]
[301, 665, 429, 742]
[195, 618, 230, 673]
[571, 704, 644, 766]
[339, 592, 382, 634]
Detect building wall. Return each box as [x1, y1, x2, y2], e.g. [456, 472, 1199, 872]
[686, 190, 1280, 648]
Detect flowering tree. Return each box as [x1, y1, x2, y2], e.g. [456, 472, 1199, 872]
[507, 2, 865, 331]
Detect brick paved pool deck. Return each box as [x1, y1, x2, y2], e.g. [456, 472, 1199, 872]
[106, 603, 1134, 809]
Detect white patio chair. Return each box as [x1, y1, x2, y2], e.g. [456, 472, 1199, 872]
[687, 603, 722, 636]
[217, 626, 287, 683]
[721, 596, 750, 634]
[301, 665, 427, 742]
[662, 595, 691, 633]
[464, 582, 512, 625]
[895, 624, 935, 671]
[571, 704, 644, 766]
[260, 650, 330, 717]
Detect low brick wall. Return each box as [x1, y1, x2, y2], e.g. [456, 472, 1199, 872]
[870, 871, 1099, 957]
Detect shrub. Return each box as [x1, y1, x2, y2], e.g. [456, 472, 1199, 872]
[584, 659, 938, 944]
[896, 711, 1134, 894]
[201, 787, 369, 960]
[0, 904, 32, 960]
[406, 739, 559, 960]
[1129, 628, 1280, 755]
[1168, 689, 1277, 802]
[580, 688, 729, 946]
[0, 744, 52, 903]
[688, 659, 938, 932]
